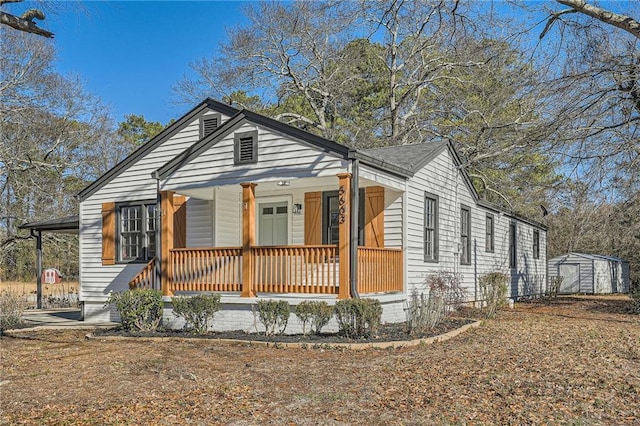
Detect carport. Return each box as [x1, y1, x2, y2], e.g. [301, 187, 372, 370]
[18, 215, 79, 309]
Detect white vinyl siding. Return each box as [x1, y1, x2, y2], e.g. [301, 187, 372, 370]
[383, 190, 403, 249]
[162, 123, 348, 191]
[214, 189, 241, 247]
[404, 147, 547, 301]
[186, 198, 213, 247]
[79, 109, 234, 317]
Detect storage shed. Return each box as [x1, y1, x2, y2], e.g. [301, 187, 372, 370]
[548, 253, 630, 294]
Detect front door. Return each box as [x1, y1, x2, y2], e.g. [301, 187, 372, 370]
[258, 202, 288, 245]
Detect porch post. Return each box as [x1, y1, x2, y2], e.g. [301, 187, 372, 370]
[160, 190, 175, 297]
[240, 182, 257, 297]
[337, 173, 351, 299]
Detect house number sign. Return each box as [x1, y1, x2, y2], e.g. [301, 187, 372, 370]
[338, 186, 346, 224]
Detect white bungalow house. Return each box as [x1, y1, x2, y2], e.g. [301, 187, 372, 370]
[77, 99, 548, 329]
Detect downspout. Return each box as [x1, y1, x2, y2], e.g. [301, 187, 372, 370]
[152, 171, 162, 291]
[348, 151, 360, 299]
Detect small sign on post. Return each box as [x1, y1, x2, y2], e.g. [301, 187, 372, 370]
[42, 268, 62, 284]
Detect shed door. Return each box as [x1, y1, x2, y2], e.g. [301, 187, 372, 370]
[559, 264, 580, 294]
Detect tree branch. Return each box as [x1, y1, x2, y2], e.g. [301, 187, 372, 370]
[0, 10, 54, 38]
[556, 0, 640, 39]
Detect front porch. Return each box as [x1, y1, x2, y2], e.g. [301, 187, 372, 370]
[129, 172, 404, 299]
[130, 245, 403, 296]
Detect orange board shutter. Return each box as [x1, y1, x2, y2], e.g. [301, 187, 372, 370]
[365, 186, 385, 248]
[174, 195, 187, 249]
[304, 192, 322, 245]
[102, 202, 116, 265]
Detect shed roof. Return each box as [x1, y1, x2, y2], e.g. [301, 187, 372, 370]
[19, 215, 79, 234]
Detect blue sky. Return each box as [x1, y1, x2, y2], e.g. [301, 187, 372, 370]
[50, 1, 250, 124]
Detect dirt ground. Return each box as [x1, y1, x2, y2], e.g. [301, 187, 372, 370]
[1, 295, 638, 425]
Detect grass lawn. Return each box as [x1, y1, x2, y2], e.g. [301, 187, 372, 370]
[1, 295, 638, 424]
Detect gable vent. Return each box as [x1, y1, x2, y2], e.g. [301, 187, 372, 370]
[234, 130, 258, 164]
[238, 137, 254, 161]
[200, 113, 221, 139]
[202, 116, 218, 137]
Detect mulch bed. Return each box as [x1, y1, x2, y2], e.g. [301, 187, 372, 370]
[92, 317, 476, 344]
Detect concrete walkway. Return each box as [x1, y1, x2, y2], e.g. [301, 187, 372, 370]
[20, 308, 118, 329]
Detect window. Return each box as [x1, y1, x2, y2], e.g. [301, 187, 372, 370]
[485, 214, 494, 252]
[118, 201, 157, 262]
[533, 229, 540, 259]
[424, 193, 439, 262]
[322, 189, 364, 245]
[200, 114, 221, 138]
[460, 205, 471, 265]
[234, 130, 258, 164]
[509, 222, 517, 269]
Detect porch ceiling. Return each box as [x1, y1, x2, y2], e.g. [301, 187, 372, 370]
[176, 175, 405, 200]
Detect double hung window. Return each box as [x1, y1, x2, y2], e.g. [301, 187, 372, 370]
[118, 202, 157, 262]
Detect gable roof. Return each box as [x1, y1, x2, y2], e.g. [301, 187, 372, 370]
[78, 98, 239, 202]
[155, 108, 414, 180]
[566, 253, 628, 263]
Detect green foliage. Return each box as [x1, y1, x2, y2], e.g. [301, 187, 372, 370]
[255, 300, 290, 335]
[294, 301, 333, 335]
[117, 114, 164, 148]
[334, 298, 382, 339]
[105, 289, 163, 332]
[0, 290, 27, 331]
[172, 294, 221, 334]
[479, 272, 509, 319]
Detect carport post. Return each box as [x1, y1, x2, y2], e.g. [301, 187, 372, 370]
[31, 229, 43, 309]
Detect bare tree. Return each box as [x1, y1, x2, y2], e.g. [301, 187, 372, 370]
[0, 28, 114, 279]
[552, 0, 640, 40]
[175, 1, 560, 214]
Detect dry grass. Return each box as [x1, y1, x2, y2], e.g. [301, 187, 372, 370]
[0, 281, 79, 309]
[0, 281, 79, 296]
[1, 295, 638, 425]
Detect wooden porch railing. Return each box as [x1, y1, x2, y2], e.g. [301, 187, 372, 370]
[252, 245, 339, 294]
[171, 247, 242, 292]
[162, 245, 401, 296]
[357, 247, 403, 293]
[128, 257, 158, 290]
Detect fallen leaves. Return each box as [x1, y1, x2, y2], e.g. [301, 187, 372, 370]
[0, 295, 638, 424]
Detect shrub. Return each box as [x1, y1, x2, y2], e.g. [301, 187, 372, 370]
[255, 300, 290, 335]
[404, 288, 445, 335]
[105, 289, 163, 332]
[172, 293, 221, 334]
[630, 278, 640, 315]
[334, 298, 382, 339]
[0, 290, 28, 332]
[295, 301, 333, 335]
[479, 272, 509, 318]
[547, 276, 563, 299]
